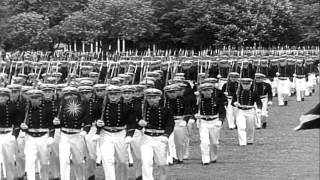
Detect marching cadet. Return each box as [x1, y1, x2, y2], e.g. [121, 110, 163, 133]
[78, 85, 98, 180]
[92, 83, 107, 166]
[39, 83, 60, 180]
[0, 88, 20, 180]
[253, 73, 273, 129]
[95, 85, 136, 180]
[7, 84, 26, 180]
[293, 59, 307, 101]
[20, 89, 54, 180]
[221, 72, 240, 129]
[138, 88, 174, 180]
[122, 85, 143, 180]
[232, 78, 262, 146]
[53, 86, 92, 180]
[164, 84, 186, 164]
[194, 82, 226, 165]
[276, 58, 291, 106]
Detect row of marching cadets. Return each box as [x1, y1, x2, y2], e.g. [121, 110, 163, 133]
[0, 53, 318, 180]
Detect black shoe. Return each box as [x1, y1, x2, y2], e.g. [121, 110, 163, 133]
[136, 176, 143, 180]
[247, 142, 253, 145]
[17, 177, 24, 180]
[312, 89, 315, 93]
[88, 175, 95, 180]
[203, 163, 210, 166]
[284, 101, 288, 106]
[210, 160, 217, 163]
[310, 93, 312, 96]
[301, 98, 304, 101]
[173, 158, 178, 163]
[177, 160, 183, 164]
[96, 163, 101, 167]
[129, 163, 133, 167]
[262, 122, 267, 129]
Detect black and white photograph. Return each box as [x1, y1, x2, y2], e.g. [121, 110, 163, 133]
[0, 0, 319, 179]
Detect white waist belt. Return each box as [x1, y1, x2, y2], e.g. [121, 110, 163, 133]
[0, 127, 12, 131]
[28, 128, 49, 133]
[61, 127, 81, 133]
[145, 129, 165, 133]
[103, 126, 126, 131]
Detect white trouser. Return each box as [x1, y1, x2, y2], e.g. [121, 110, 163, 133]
[236, 109, 256, 146]
[295, 77, 306, 101]
[59, 132, 86, 180]
[167, 133, 176, 164]
[255, 97, 268, 128]
[50, 128, 61, 179]
[306, 73, 316, 96]
[141, 134, 168, 180]
[226, 98, 237, 129]
[16, 131, 26, 177]
[173, 119, 188, 161]
[277, 78, 290, 106]
[99, 129, 128, 180]
[129, 129, 143, 178]
[271, 78, 278, 97]
[199, 119, 221, 163]
[0, 132, 16, 180]
[24, 133, 50, 180]
[85, 126, 97, 178]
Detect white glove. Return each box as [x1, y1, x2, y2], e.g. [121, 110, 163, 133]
[92, 134, 100, 141]
[160, 136, 169, 143]
[217, 74, 221, 78]
[234, 102, 240, 107]
[196, 120, 200, 128]
[194, 114, 201, 119]
[138, 119, 148, 127]
[188, 118, 195, 124]
[47, 137, 54, 145]
[268, 101, 272, 106]
[224, 92, 228, 96]
[8, 135, 16, 141]
[79, 131, 87, 137]
[194, 91, 200, 96]
[96, 120, 105, 127]
[53, 117, 60, 125]
[125, 136, 133, 144]
[256, 109, 262, 114]
[20, 123, 28, 130]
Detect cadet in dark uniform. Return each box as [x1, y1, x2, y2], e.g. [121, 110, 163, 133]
[221, 72, 240, 129]
[138, 88, 174, 180]
[194, 83, 226, 165]
[232, 78, 262, 146]
[20, 89, 54, 180]
[96, 85, 136, 180]
[0, 88, 20, 180]
[53, 86, 91, 180]
[253, 73, 273, 129]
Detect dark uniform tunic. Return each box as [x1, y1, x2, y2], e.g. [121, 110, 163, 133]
[231, 88, 262, 110]
[0, 101, 20, 137]
[58, 97, 91, 133]
[253, 82, 273, 101]
[199, 94, 226, 120]
[144, 105, 174, 138]
[99, 100, 136, 136]
[25, 101, 54, 137]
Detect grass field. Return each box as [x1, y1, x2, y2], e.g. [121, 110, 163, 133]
[119, 89, 319, 180]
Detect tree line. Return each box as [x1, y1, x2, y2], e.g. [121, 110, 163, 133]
[0, 0, 319, 52]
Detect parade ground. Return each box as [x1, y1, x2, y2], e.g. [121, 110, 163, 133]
[93, 89, 319, 180]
